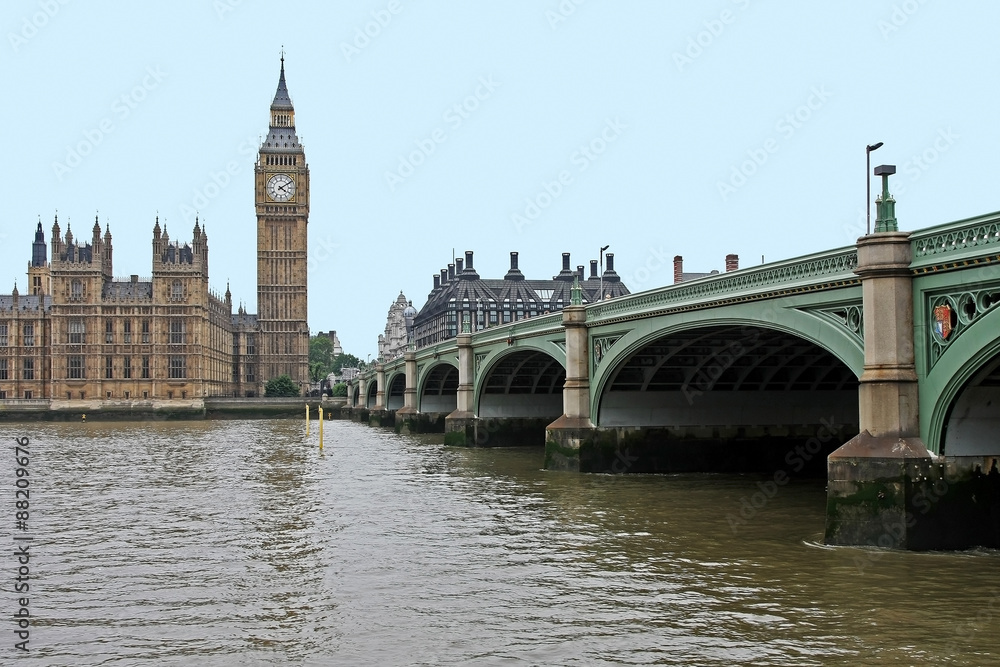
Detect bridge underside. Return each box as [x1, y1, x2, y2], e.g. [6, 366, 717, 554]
[944, 350, 1000, 456]
[470, 350, 565, 447]
[420, 364, 458, 414]
[560, 325, 861, 474]
[387, 374, 405, 411]
[480, 351, 564, 419]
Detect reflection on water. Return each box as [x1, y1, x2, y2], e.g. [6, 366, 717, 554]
[2, 419, 999, 665]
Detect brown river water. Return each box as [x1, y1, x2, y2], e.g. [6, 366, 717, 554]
[2, 419, 999, 665]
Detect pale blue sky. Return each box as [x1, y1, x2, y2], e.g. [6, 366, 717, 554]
[2, 1, 998, 357]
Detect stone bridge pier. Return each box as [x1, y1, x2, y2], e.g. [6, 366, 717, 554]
[823, 229, 936, 548]
[824, 179, 1000, 550]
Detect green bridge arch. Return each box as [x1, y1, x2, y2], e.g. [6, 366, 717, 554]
[589, 297, 866, 422]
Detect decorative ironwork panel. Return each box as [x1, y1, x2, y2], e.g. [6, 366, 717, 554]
[592, 335, 621, 373]
[912, 221, 1000, 259]
[927, 287, 1000, 368]
[810, 305, 864, 347]
[475, 352, 489, 376]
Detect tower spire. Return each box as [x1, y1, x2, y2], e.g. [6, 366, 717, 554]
[271, 51, 293, 112]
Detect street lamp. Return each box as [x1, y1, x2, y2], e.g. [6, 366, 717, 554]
[866, 142, 883, 235]
[599, 244, 610, 301]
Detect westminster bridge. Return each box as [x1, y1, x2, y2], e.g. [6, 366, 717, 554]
[344, 204, 1000, 550]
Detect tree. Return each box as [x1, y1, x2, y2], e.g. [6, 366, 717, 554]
[264, 374, 300, 397]
[309, 362, 327, 383]
[310, 336, 335, 377]
[332, 353, 362, 374]
[331, 382, 348, 397]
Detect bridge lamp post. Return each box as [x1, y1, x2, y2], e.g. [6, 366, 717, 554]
[599, 244, 610, 301]
[866, 142, 883, 235]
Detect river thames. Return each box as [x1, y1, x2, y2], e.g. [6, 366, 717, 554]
[3, 418, 1000, 665]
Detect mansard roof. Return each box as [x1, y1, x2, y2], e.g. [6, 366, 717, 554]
[0, 294, 51, 312]
[102, 280, 153, 300]
[413, 252, 631, 326]
[232, 311, 259, 328]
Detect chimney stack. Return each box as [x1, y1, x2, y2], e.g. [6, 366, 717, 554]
[673, 255, 683, 284]
[465, 250, 474, 270]
[433, 275, 441, 290]
[577, 265, 585, 281]
[601, 253, 620, 284]
[505, 251, 524, 280]
[725, 253, 739, 272]
[448, 263, 455, 280]
[455, 257, 464, 273]
[440, 268, 448, 285]
[554, 252, 575, 281]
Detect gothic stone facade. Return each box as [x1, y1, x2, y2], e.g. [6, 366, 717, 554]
[378, 292, 411, 361]
[0, 59, 309, 402]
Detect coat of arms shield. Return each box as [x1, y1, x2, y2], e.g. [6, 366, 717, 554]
[933, 303, 952, 340]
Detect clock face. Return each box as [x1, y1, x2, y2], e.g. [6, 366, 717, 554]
[266, 173, 295, 202]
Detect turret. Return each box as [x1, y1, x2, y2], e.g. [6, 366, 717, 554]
[51, 213, 63, 259]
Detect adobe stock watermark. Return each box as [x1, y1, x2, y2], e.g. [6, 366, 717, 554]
[678, 322, 778, 407]
[545, 0, 586, 30]
[8, 0, 71, 53]
[726, 417, 840, 534]
[384, 75, 501, 192]
[511, 117, 627, 233]
[213, 0, 246, 21]
[673, 0, 752, 73]
[341, 0, 403, 63]
[717, 85, 832, 202]
[604, 445, 639, 474]
[895, 127, 959, 193]
[308, 235, 340, 275]
[947, 588, 1000, 654]
[179, 135, 258, 223]
[51, 66, 168, 182]
[852, 462, 965, 574]
[625, 245, 673, 291]
[877, 0, 930, 39]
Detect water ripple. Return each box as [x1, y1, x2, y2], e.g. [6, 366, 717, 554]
[1, 420, 998, 665]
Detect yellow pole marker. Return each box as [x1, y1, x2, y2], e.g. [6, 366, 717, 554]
[305, 403, 310, 436]
[319, 406, 324, 450]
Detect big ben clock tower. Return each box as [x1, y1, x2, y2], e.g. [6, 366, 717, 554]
[256, 55, 310, 389]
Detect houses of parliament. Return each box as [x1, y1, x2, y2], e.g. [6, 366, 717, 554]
[0, 58, 310, 403]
